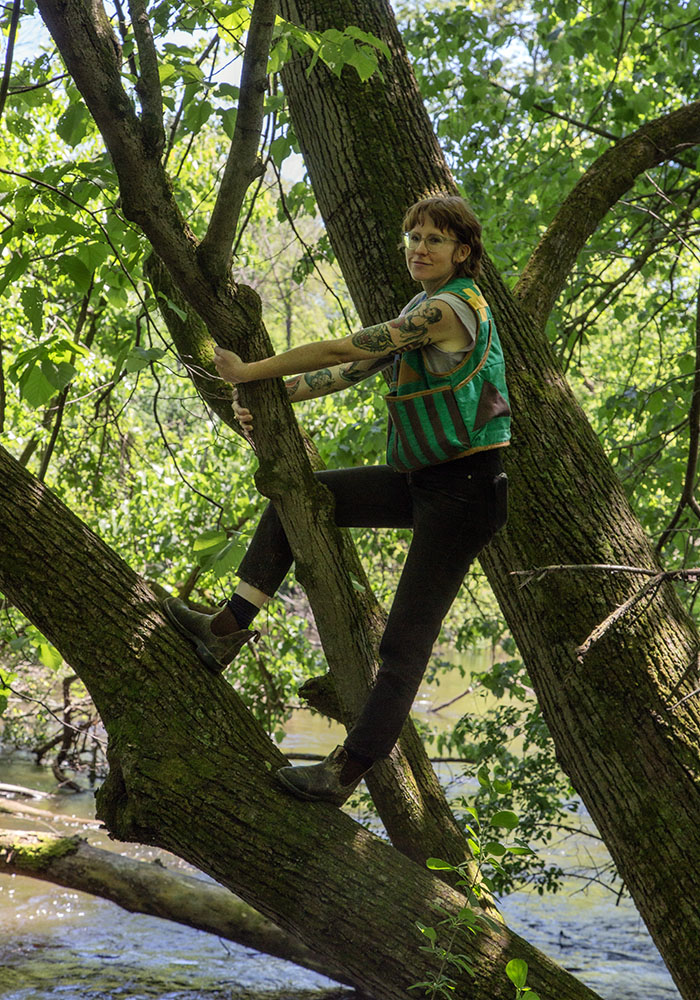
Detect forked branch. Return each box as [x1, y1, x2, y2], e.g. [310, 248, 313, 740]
[198, 0, 279, 277]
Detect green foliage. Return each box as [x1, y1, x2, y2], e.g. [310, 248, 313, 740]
[506, 959, 542, 1000]
[0, 0, 697, 916]
[398, 0, 700, 572]
[410, 774, 534, 998]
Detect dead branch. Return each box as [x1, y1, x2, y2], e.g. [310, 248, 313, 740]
[0, 831, 363, 992]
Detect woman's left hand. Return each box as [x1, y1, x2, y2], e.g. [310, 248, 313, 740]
[214, 346, 251, 384]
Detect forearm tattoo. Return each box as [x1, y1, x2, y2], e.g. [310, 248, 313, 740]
[285, 375, 302, 397]
[304, 369, 334, 389]
[339, 358, 388, 383]
[351, 305, 443, 355]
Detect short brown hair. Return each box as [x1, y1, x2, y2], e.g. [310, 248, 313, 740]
[401, 195, 483, 279]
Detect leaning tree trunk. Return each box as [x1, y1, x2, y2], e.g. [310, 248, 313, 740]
[0, 446, 604, 1000]
[279, 1, 700, 996]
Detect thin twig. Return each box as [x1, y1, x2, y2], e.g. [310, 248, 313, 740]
[151, 366, 225, 513]
[657, 280, 700, 554]
[511, 562, 700, 587]
[489, 78, 619, 141]
[0, 669, 107, 747]
[576, 574, 665, 661]
[0, 0, 21, 121]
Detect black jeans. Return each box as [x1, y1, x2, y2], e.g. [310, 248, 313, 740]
[237, 449, 508, 762]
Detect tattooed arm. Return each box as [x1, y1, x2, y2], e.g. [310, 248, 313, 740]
[213, 297, 461, 385]
[284, 357, 392, 402]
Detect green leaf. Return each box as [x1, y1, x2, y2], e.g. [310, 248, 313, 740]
[493, 777, 512, 794]
[38, 642, 63, 670]
[346, 45, 379, 82]
[416, 921, 437, 944]
[42, 359, 76, 392]
[21, 286, 44, 336]
[477, 765, 491, 787]
[0, 251, 29, 296]
[344, 25, 391, 62]
[124, 346, 166, 373]
[18, 364, 56, 407]
[483, 841, 507, 857]
[212, 536, 248, 578]
[158, 63, 178, 85]
[193, 529, 227, 554]
[56, 102, 91, 147]
[156, 292, 187, 321]
[426, 857, 453, 871]
[490, 810, 519, 830]
[58, 254, 93, 294]
[505, 959, 528, 989]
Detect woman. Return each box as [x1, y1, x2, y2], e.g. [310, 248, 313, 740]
[164, 195, 511, 806]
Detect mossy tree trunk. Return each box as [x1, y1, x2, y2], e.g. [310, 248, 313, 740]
[0, 446, 604, 1000]
[279, 1, 700, 996]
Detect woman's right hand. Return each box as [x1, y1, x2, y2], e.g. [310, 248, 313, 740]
[232, 389, 254, 439]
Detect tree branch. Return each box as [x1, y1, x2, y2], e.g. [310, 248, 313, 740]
[198, 0, 278, 277]
[515, 100, 700, 330]
[127, 0, 165, 156]
[0, 832, 361, 992]
[0, 0, 21, 121]
[657, 280, 700, 554]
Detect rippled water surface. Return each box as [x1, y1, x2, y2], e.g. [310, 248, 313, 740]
[0, 659, 682, 1000]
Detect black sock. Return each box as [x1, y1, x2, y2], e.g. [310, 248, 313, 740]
[226, 594, 259, 630]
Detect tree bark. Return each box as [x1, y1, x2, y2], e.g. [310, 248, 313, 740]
[0, 831, 362, 991]
[35, 0, 487, 880]
[278, 1, 700, 997]
[0, 446, 603, 1000]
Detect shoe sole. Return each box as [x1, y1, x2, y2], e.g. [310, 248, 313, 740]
[163, 600, 225, 675]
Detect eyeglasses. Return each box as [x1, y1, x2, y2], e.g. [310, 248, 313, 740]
[402, 231, 459, 252]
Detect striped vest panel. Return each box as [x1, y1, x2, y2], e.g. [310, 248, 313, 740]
[386, 277, 511, 472]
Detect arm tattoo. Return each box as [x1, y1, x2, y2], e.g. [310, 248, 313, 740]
[339, 358, 388, 384]
[351, 305, 443, 356]
[351, 322, 395, 353]
[285, 375, 302, 397]
[393, 304, 443, 349]
[304, 368, 334, 389]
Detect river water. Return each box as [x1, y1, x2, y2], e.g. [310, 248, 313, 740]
[0, 659, 681, 1000]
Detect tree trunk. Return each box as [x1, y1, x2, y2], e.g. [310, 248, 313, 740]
[35, 0, 486, 882]
[0, 831, 361, 991]
[0, 445, 604, 1000]
[279, 1, 700, 996]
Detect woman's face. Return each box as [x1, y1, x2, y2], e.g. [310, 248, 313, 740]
[403, 215, 469, 290]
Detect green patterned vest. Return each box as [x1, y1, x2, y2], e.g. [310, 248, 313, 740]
[385, 276, 511, 472]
